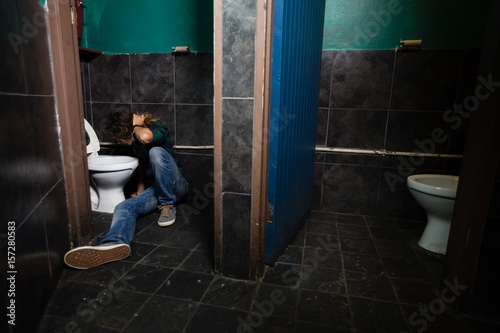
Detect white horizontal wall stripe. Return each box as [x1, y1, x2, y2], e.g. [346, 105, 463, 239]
[174, 145, 215, 150]
[315, 146, 463, 159]
[101, 142, 463, 158]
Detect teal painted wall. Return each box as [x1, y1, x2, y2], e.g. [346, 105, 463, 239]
[81, 0, 213, 54]
[81, 0, 489, 54]
[39, 0, 46, 6]
[323, 0, 489, 50]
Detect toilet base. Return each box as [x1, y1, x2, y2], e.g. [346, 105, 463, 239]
[89, 166, 137, 214]
[90, 186, 99, 211]
[417, 216, 451, 255]
[93, 188, 126, 213]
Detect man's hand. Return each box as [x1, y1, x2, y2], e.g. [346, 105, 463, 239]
[133, 114, 145, 127]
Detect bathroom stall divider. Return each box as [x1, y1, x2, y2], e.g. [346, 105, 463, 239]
[48, 0, 93, 246]
[214, 0, 326, 277]
[265, 0, 326, 264]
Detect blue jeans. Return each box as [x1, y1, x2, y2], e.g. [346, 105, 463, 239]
[100, 147, 188, 245]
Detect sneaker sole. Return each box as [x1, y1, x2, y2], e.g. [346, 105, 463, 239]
[64, 244, 131, 269]
[158, 217, 176, 227]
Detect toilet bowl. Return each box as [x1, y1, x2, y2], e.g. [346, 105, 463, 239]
[85, 119, 138, 213]
[407, 174, 459, 255]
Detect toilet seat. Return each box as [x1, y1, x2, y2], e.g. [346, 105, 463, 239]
[84, 118, 100, 157]
[87, 155, 139, 172]
[407, 174, 458, 199]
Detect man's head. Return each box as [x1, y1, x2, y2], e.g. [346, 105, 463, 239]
[106, 107, 134, 143]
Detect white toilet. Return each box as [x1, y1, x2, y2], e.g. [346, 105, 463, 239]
[85, 119, 139, 213]
[407, 174, 459, 255]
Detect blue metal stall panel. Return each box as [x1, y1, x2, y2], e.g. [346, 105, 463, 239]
[266, 0, 326, 263]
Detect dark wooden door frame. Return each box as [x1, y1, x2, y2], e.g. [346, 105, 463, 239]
[444, 0, 500, 310]
[47, 0, 92, 247]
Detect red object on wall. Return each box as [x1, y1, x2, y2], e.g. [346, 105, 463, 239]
[74, 0, 84, 39]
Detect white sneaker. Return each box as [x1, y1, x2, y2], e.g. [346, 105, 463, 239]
[64, 244, 131, 269]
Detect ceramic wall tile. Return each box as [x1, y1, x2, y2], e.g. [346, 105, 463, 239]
[31, 96, 65, 194]
[330, 50, 394, 109]
[324, 153, 383, 167]
[322, 164, 380, 215]
[17, 0, 53, 95]
[175, 54, 214, 104]
[222, 192, 251, 278]
[318, 52, 333, 108]
[90, 54, 131, 103]
[385, 110, 450, 153]
[221, 99, 253, 194]
[222, 0, 256, 97]
[316, 108, 328, 146]
[327, 109, 387, 149]
[176, 152, 214, 198]
[176, 104, 214, 147]
[131, 54, 174, 103]
[1, 95, 42, 223]
[80, 62, 91, 102]
[0, 0, 26, 94]
[391, 50, 462, 111]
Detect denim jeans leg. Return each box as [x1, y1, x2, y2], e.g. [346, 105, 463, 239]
[100, 186, 158, 245]
[149, 147, 188, 206]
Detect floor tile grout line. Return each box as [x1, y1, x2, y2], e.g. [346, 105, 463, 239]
[238, 280, 265, 330]
[334, 212, 355, 330]
[179, 274, 261, 333]
[119, 292, 157, 333]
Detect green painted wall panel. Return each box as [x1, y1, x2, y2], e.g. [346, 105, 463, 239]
[81, 0, 213, 54]
[81, 0, 488, 54]
[323, 0, 489, 50]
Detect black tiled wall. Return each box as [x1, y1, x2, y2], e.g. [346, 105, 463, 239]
[1, 1, 70, 332]
[315, 49, 482, 219]
[80, 53, 214, 199]
[82, 48, 481, 222]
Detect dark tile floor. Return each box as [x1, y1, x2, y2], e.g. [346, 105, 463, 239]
[38, 201, 495, 333]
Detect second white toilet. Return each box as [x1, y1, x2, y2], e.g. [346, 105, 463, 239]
[85, 119, 138, 213]
[407, 174, 459, 255]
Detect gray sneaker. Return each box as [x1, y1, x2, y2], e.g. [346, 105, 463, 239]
[64, 244, 131, 269]
[158, 204, 176, 226]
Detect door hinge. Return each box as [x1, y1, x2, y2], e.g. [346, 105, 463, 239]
[71, 7, 77, 25]
[265, 202, 273, 223]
